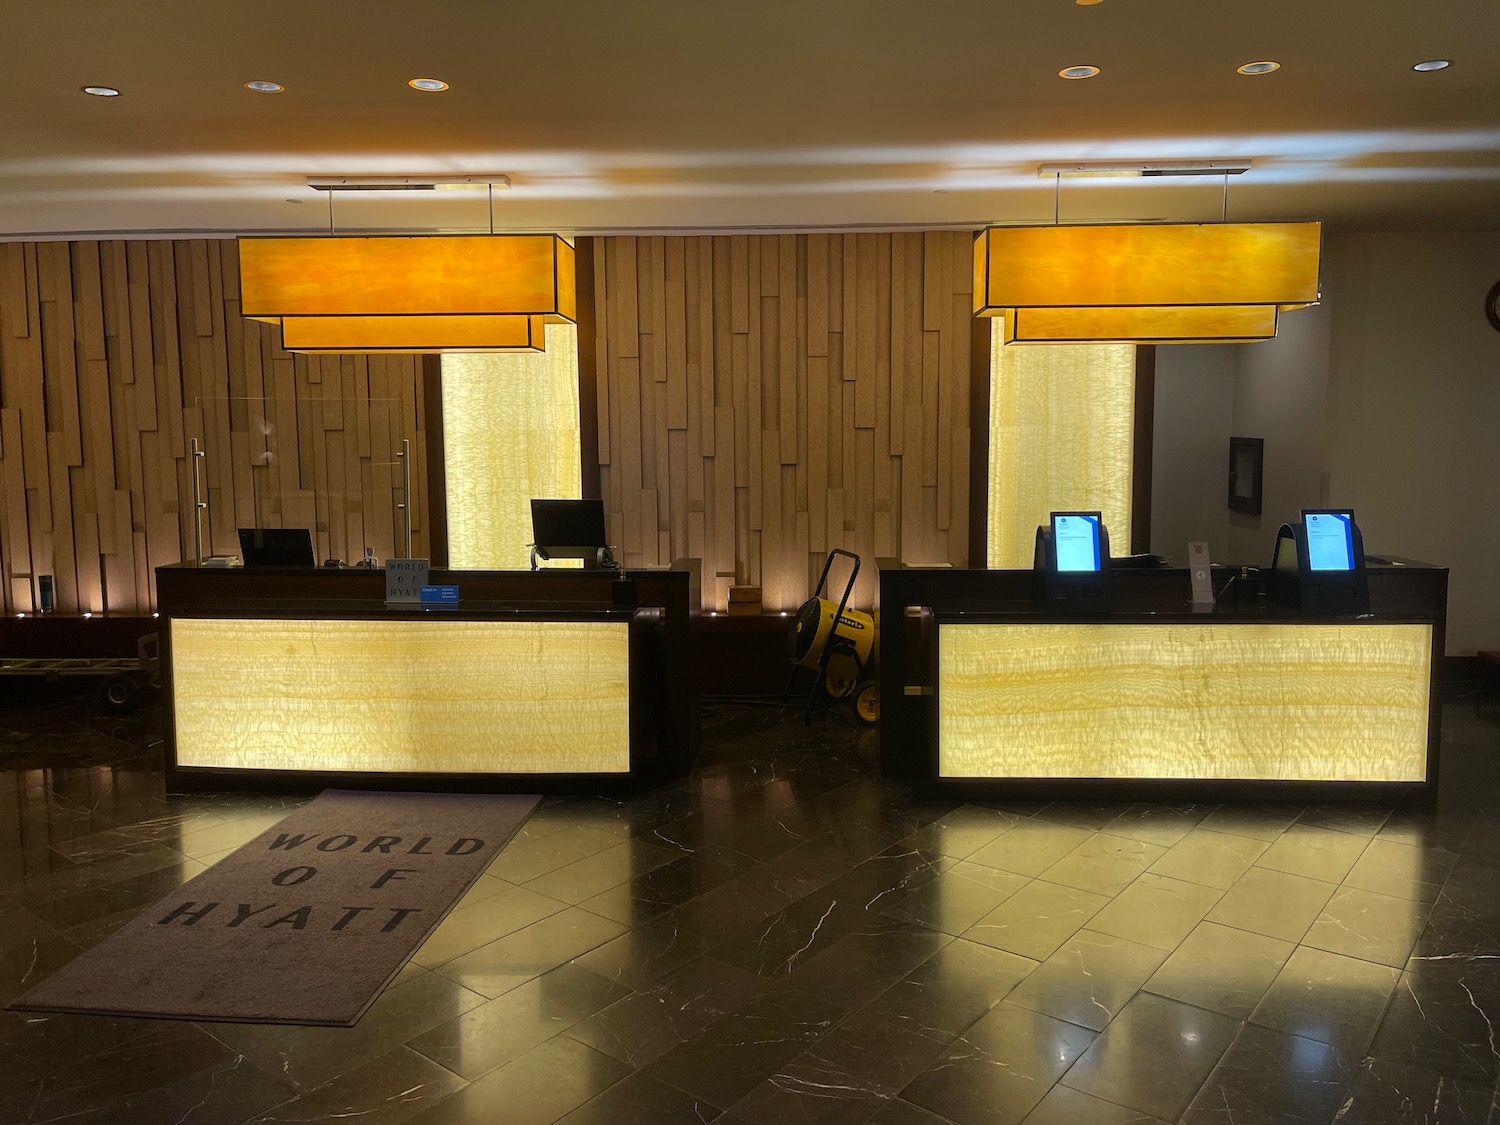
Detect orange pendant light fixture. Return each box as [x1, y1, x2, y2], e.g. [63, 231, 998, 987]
[973, 222, 1321, 345]
[238, 234, 576, 354]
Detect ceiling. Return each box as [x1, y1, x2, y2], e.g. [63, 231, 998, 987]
[3, 0, 1498, 240]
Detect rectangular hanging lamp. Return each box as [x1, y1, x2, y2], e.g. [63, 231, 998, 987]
[1001, 304, 1280, 345]
[238, 234, 575, 354]
[276, 314, 547, 354]
[973, 222, 1321, 316]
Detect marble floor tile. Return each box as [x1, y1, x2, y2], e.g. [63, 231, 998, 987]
[1004, 929, 1169, 1031]
[1142, 921, 1294, 1019]
[564, 955, 764, 1068]
[1059, 991, 1241, 1121]
[1085, 872, 1223, 951]
[1102, 803, 1214, 847]
[1019, 1085, 1167, 1124]
[401, 1034, 631, 1125]
[781, 914, 953, 1015]
[1180, 1023, 1354, 1125]
[1195, 803, 1305, 843]
[1249, 945, 1399, 1057]
[407, 962, 631, 1079]
[729, 1010, 948, 1125]
[901, 1002, 1096, 1125]
[874, 860, 1029, 934]
[1294, 803, 1394, 837]
[966, 821, 1093, 877]
[643, 984, 845, 1108]
[1203, 866, 1337, 942]
[431, 907, 627, 999]
[1039, 832, 1165, 896]
[1343, 836, 1458, 902]
[859, 937, 1039, 1040]
[411, 884, 568, 968]
[247, 1045, 466, 1125]
[1303, 885, 1434, 968]
[1146, 828, 1268, 890]
[1254, 824, 1371, 883]
[1332, 1055, 1499, 1124]
[519, 837, 688, 905]
[204, 969, 490, 1092]
[963, 879, 1109, 961]
[899, 806, 1027, 860]
[1367, 962, 1500, 1081]
[553, 1069, 722, 1125]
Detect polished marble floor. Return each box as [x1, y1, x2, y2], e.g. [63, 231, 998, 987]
[4, 679, 1500, 1124]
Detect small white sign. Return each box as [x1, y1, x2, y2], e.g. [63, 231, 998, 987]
[1188, 541, 1214, 606]
[385, 558, 430, 604]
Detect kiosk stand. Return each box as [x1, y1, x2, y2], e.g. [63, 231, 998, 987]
[1268, 508, 1371, 615]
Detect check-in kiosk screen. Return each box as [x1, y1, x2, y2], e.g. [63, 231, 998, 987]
[1304, 511, 1355, 571]
[1052, 514, 1102, 572]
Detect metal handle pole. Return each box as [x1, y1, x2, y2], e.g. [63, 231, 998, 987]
[397, 439, 412, 559]
[190, 438, 206, 566]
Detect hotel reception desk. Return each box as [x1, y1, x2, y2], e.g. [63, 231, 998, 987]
[878, 562, 1447, 798]
[156, 563, 699, 791]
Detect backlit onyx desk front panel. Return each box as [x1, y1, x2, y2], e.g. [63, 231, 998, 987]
[879, 564, 1447, 798]
[157, 564, 700, 792]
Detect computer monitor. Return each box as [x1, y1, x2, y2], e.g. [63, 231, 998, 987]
[530, 499, 609, 561]
[1303, 509, 1356, 571]
[1051, 513, 1103, 573]
[237, 528, 315, 567]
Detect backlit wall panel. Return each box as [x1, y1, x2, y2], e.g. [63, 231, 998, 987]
[939, 622, 1432, 781]
[443, 325, 583, 569]
[987, 327, 1135, 568]
[172, 616, 630, 774]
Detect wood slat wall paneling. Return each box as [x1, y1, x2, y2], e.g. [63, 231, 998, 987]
[0, 238, 428, 616]
[594, 232, 975, 610]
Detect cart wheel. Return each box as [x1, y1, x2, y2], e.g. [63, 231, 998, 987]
[99, 674, 141, 713]
[854, 682, 880, 724]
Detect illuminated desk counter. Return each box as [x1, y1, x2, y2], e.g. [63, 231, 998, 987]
[156, 564, 699, 791]
[878, 563, 1446, 797]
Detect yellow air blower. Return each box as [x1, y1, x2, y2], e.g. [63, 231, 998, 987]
[786, 549, 880, 722]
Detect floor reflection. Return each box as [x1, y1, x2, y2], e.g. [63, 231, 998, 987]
[2, 687, 1500, 1123]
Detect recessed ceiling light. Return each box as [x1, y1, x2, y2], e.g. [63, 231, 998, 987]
[408, 78, 450, 92]
[1237, 60, 1281, 75]
[1412, 59, 1452, 72]
[244, 80, 285, 93]
[81, 86, 120, 97]
[1075, 0, 1105, 5]
[1059, 65, 1100, 79]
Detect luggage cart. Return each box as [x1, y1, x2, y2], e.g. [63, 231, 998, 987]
[0, 634, 159, 712]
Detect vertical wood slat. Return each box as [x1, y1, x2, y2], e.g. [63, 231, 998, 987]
[592, 232, 976, 610]
[0, 238, 430, 616]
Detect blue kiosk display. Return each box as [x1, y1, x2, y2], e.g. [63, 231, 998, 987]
[1034, 511, 1114, 613]
[1269, 508, 1371, 615]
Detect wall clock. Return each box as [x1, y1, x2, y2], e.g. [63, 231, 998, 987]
[1487, 281, 1500, 334]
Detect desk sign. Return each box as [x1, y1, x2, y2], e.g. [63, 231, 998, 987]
[420, 585, 460, 608]
[385, 558, 430, 604]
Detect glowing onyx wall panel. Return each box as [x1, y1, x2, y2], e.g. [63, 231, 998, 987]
[172, 616, 630, 774]
[443, 325, 583, 569]
[987, 327, 1135, 568]
[938, 622, 1432, 781]
[0, 239, 428, 615]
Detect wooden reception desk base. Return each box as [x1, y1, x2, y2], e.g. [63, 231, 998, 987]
[880, 563, 1447, 798]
